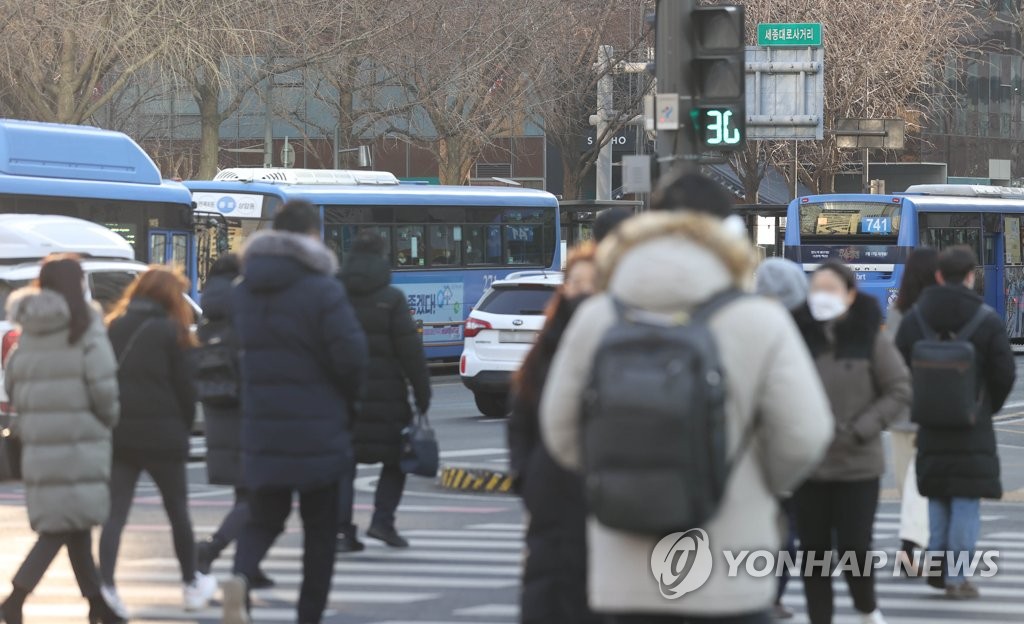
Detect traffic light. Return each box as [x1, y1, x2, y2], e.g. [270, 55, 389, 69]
[690, 5, 745, 151]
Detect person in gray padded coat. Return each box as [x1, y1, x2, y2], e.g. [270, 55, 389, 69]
[0, 255, 125, 624]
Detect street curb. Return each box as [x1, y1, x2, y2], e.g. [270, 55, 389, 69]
[438, 464, 514, 494]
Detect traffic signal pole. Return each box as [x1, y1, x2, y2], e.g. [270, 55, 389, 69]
[654, 0, 695, 169]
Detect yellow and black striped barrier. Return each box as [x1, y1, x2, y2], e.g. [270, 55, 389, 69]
[438, 464, 514, 494]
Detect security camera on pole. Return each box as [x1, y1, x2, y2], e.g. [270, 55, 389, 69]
[647, 0, 746, 169]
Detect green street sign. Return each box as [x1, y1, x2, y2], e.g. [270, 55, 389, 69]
[757, 23, 822, 47]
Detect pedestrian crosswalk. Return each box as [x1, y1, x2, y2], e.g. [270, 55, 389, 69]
[0, 522, 527, 623]
[3, 504, 1024, 622]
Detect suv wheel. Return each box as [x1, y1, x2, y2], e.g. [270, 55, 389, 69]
[474, 392, 508, 418]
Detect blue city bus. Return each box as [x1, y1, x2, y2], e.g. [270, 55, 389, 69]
[785, 185, 1024, 340]
[0, 119, 198, 294]
[186, 169, 561, 358]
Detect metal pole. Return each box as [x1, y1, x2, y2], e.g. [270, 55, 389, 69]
[596, 45, 614, 201]
[263, 71, 273, 168]
[654, 0, 695, 168]
[863, 147, 870, 193]
[333, 125, 340, 170]
[793, 140, 798, 199]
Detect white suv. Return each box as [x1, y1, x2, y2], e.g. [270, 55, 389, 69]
[0, 215, 201, 422]
[460, 271, 562, 417]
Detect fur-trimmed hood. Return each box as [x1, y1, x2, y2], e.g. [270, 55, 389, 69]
[794, 292, 883, 360]
[241, 230, 339, 292]
[595, 211, 758, 311]
[5, 287, 70, 336]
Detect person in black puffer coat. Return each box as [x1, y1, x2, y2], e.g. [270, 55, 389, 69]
[336, 232, 431, 551]
[508, 243, 601, 624]
[193, 255, 273, 589]
[99, 267, 218, 613]
[223, 201, 368, 624]
[895, 246, 1016, 598]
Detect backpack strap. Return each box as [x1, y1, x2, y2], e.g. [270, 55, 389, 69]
[913, 307, 938, 341]
[956, 305, 992, 342]
[689, 288, 746, 324]
[611, 289, 745, 327]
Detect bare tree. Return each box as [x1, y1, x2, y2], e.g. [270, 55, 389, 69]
[372, 0, 555, 185]
[712, 0, 980, 194]
[0, 0, 179, 124]
[160, 0, 388, 179]
[535, 0, 654, 200]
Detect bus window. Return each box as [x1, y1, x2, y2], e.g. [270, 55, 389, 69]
[919, 213, 982, 259]
[505, 224, 544, 265]
[464, 225, 501, 265]
[429, 225, 462, 266]
[395, 226, 424, 267]
[150, 234, 167, 267]
[325, 224, 391, 264]
[171, 233, 189, 275]
[89, 271, 138, 314]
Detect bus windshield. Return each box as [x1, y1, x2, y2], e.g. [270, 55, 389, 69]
[799, 201, 902, 239]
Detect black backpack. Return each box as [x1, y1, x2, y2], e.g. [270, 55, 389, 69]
[910, 304, 991, 429]
[193, 322, 240, 408]
[581, 289, 755, 536]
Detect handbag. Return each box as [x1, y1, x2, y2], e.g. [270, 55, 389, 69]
[399, 410, 439, 478]
[0, 413, 22, 482]
[191, 337, 240, 407]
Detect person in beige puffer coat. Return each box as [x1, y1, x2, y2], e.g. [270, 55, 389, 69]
[0, 255, 124, 624]
[540, 191, 834, 623]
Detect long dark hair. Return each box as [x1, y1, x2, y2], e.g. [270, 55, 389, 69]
[37, 254, 90, 345]
[512, 245, 597, 411]
[895, 247, 939, 312]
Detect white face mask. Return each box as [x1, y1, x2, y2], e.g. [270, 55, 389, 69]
[807, 291, 849, 322]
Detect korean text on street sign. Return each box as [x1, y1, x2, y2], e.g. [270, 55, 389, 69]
[757, 23, 822, 47]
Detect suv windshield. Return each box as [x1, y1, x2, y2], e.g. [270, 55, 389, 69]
[89, 271, 139, 315]
[476, 285, 555, 316]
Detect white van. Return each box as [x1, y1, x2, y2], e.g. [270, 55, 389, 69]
[0, 215, 201, 419]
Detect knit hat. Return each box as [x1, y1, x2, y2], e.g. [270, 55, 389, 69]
[754, 257, 808, 311]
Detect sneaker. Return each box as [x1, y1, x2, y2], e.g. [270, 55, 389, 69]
[367, 524, 409, 548]
[100, 585, 128, 620]
[859, 609, 887, 624]
[183, 571, 218, 611]
[222, 575, 252, 624]
[249, 569, 276, 590]
[337, 532, 366, 553]
[945, 580, 981, 600]
[772, 602, 793, 619]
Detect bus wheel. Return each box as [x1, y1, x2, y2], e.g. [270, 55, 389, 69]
[474, 392, 508, 418]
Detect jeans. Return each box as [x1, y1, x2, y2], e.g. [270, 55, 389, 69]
[100, 457, 196, 586]
[927, 497, 981, 586]
[233, 482, 339, 624]
[794, 479, 880, 624]
[12, 531, 101, 597]
[605, 611, 771, 624]
[209, 488, 251, 549]
[338, 461, 406, 530]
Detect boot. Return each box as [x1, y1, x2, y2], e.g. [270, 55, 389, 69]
[336, 524, 365, 553]
[249, 569, 276, 590]
[88, 594, 128, 624]
[367, 524, 409, 548]
[1, 585, 27, 624]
